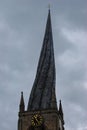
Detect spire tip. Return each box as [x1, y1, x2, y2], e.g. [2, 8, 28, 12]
[59, 100, 61, 103]
[48, 4, 50, 11]
[21, 91, 23, 95]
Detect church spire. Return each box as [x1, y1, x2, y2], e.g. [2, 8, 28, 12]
[27, 9, 57, 111]
[19, 92, 25, 112]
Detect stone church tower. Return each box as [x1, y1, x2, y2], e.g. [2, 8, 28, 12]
[18, 9, 65, 130]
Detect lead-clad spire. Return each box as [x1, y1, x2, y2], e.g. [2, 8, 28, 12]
[27, 9, 57, 111]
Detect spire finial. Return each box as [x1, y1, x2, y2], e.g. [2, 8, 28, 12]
[19, 91, 25, 112]
[21, 91, 23, 95]
[59, 100, 64, 124]
[48, 4, 50, 10]
[59, 100, 64, 118]
[59, 99, 62, 109]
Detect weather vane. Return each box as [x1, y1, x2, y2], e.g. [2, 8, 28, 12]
[48, 4, 50, 10]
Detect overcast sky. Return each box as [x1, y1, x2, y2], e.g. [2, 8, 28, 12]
[0, 0, 87, 130]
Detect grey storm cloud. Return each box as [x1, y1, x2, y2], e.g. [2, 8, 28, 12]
[0, 0, 87, 130]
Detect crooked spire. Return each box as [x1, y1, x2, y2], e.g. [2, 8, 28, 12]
[19, 92, 25, 112]
[27, 9, 57, 111]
